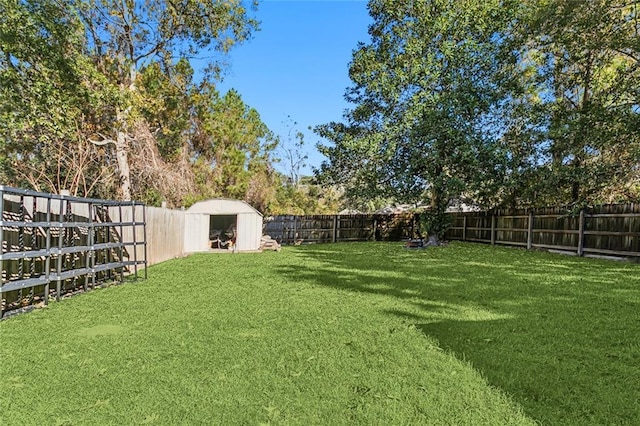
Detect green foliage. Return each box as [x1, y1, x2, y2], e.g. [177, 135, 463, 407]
[269, 180, 342, 215]
[0, 0, 317, 213]
[76, 0, 261, 200]
[0, 0, 272, 205]
[0, 0, 103, 194]
[498, 0, 640, 206]
[317, 0, 639, 212]
[418, 209, 452, 239]
[136, 60, 194, 161]
[316, 0, 515, 229]
[188, 88, 281, 210]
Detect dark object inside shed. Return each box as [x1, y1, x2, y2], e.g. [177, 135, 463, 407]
[209, 215, 237, 249]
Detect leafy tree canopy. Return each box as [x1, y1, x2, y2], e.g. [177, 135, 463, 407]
[316, 0, 640, 231]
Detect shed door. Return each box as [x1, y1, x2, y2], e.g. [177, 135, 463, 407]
[184, 214, 209, 252]
[236, 213, 262, 251]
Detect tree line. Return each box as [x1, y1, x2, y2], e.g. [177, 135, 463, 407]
[315, 0, 639, 238]
[2, 0, 638, 222]
[0, 0, 339, 214]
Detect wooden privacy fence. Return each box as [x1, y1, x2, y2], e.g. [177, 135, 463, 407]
[265, 204, 640, 259]
[0, 185, 147, 318]
[447, 204, 640, 258]
[134, 206, 185, 266]
[264, 214, 417, 245]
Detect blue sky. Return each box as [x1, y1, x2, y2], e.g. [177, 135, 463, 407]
[216, 0, 372, 176]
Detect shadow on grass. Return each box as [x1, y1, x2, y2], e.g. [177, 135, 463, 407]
[279, 242, 640, 425]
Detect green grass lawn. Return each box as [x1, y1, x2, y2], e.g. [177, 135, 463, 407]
[1, 242, 638, 425]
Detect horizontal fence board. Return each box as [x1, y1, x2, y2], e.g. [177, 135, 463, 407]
[0, 249, 50, 261]
[53, 268, 93, 281]
[584, 231, 640, 237]
[494, 240, 529, 247]
[532, 243, 578, 251]
[533, 229, 580, 235]
[589, 213, 640, 218]
[0, 276, 49, 292]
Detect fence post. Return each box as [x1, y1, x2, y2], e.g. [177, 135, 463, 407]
[0, 189, 4, 317]
[577, 208, 585, 256]
[462, 215, 467, 241]
[142, 204, 148, 279]
[288, 216, 293, 245]
[490, 214, 496, 246]
[118, 204, 125, 284]
[44, 196, 51, 305]
[132, 203, 138, 279]
[55, 195, 64, 301]
[527, 211, 534, 250]
[332, 215, 338, 243]
[87, 202, 94, 289]
[373, 218, 378, 241]
[411, 214, 416, 239]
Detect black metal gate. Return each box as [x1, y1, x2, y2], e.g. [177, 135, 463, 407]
[0, 185, 147, 317]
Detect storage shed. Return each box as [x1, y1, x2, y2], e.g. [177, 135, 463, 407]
[184, 199, 263, 252]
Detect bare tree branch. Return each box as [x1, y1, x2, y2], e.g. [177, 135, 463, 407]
[89, 133, 117, 146]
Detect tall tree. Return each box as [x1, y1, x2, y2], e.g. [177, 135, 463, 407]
[131, 59, 200, 206]
[76, 0, 259, 200]
[316, 0, 515, 240]
[189, 88, 279, 209]
[0, 0, 114, 195]
[1, 0, 260, 200]
[503, 0, 640, 206]
[278, 116, 308, 187]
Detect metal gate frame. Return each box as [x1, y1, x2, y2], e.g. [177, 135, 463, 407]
[0, 185, 147, 317]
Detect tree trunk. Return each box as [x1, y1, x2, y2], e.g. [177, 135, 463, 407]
[427, 163, 445, 245]
[425, 234, 440, 246]
[114, 65, 137, 201]
[571, 53, 591, 205]
[571, 162, 581, 204]
[426, 197, 441, 246]
[116, 129, 132, 201]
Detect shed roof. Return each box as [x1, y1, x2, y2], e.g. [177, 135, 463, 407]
[186, 198, 262, 216]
